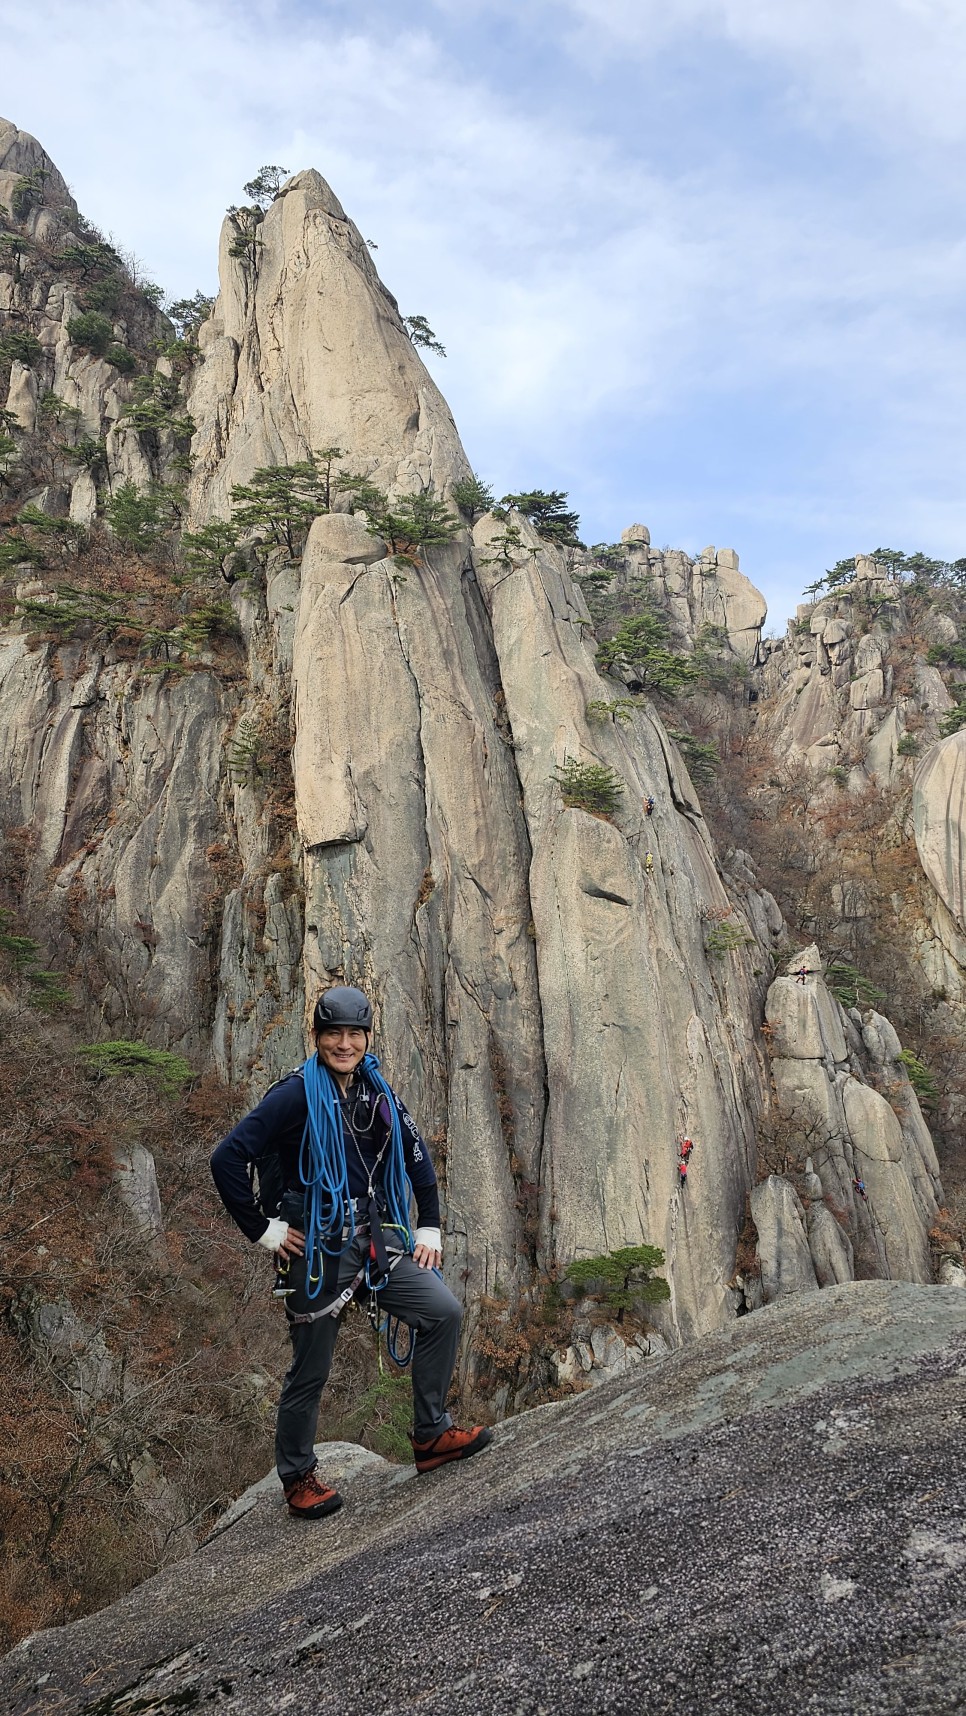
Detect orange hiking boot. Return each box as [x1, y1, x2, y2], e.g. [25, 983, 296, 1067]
[409, 1423, 492, 1474]
[283, 1469, 343, 1519]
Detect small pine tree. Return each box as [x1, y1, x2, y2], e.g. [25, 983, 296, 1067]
[597, 611, 697, 695]
[181, 519, 244, 584]
[229, 462, 329, 559]
[403, 315, 446, 356]
[105, 482, 171, 550]
[666, 729, 720, 786]
[336, 477, 460, 559]
[566, 1244, 670, 1321]
[58, 238, 122, 281]
[314, 445, 345, 512]
[65, 311, 115, 356]
[0, 329, 42, 366]
[451, 474, 495, 518]
[10, 168, 47, 221]
[243, 166, 289, 210]
[167, 291, 215, 339]
[78, 1039, 192, 1094]
[501, 490, 582, 548]
[825, 961, 886, 1009]
[552, 755, 624, 817]
[898, 1049, 940, 1109]
[226, 206, 264, 267]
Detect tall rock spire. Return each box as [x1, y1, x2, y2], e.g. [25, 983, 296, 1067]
[188, 168, 469, 524]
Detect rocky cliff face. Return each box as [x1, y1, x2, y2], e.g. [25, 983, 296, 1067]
[758, 555, 953, 790]
[0, 122, 951, 1374]
[575, 522, 767, 665]
[755, 554, 966, 1082]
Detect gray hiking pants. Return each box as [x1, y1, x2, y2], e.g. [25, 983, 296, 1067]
[274, 1229, 462, 1484]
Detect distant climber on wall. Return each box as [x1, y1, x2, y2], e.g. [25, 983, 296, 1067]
[644, 795, 655, 817]
[210, 985, 491, 1520]
[645, 851, 654, 875]
[796, 965, 809, 985]
[853, 1177, 868, 1201]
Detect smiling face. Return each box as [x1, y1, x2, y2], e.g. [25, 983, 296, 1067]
[315, 1024, 368, 1087]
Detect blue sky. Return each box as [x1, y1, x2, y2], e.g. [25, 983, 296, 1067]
[4, 0, 966, 628]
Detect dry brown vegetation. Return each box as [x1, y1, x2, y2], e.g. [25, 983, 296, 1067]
[0, 982, 465, 1649]
[698, 676, 966, 1232]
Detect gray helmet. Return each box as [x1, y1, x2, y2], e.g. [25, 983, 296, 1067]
[313, 985, 373, 1033]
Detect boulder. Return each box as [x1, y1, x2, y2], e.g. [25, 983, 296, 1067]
[806, 1200, 854, 1286]
[750, 1175, 818, 1301]
[7, 1284, 965, 1716]
[309, 512, 386, 565]
[113, 1143, 165, 1243]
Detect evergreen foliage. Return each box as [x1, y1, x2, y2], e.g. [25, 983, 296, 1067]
[181, 520, 244, 584]
[691, 622, 749, 692]
[0, 908, 69, 1010]
[314, 445, 345, 511]
[939, 692, 966, 739]
[588, 542, 629, 571]
[552, 755, 624, 817]
[898, 1048, 940, 1108]
[243, 166, 289, 210]
[501, 489, 581, 548]
[78, 1039, 192, 1094]
[104, 482, 176, 550]
[705, 917, 755, 956]
[665, 728, 721, 786]
[58, 239, 122, 280]
[65, 311, 115, 356]
[0, 329, 42, 366]
[825, 961, 886, 1009]
[10, 168, 47, 221]
[403, 315, 446, 356]
[586, 697, 637, 723]
[226, 206, 263, 267]
[120, 373, 195, 442]
[451, 474, 495, 517]
[566, 1244, 670, 1319]
[339, 477, 460, 559]
[229, 463, 328, 559]
[166, 292, 215, 339]
[596, 608, 697, 695]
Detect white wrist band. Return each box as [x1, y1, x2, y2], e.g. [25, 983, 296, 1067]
[257, 1217, 289, 1252]
[414, 1226, 442, 1254]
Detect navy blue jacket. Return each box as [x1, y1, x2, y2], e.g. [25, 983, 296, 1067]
[210, 1064, 440, 1243]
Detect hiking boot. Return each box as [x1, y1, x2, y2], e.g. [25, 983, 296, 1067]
[409, 1423, 492, 1474]
[283, 1469, 343, 1519]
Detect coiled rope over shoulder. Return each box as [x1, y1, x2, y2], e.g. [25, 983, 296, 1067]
[299, 1051, 413, 1300]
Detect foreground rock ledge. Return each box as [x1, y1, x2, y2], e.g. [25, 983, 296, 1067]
[5, 1282, 966, 1716]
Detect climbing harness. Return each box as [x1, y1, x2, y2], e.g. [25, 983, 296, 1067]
[298, 1050, 413, 1300]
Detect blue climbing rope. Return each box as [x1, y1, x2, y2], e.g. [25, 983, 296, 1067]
[299, 1051, 413, 1300]
[361, 1053, 413, 1249]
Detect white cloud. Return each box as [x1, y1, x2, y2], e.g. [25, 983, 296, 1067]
[556, 0, 966, 147]
[3, 0, 966, 621]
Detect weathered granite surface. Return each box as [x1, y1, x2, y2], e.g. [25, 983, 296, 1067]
[4, 1281, 965, 1716]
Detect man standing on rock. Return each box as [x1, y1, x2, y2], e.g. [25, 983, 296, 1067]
[211, 985, 491, 1519]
